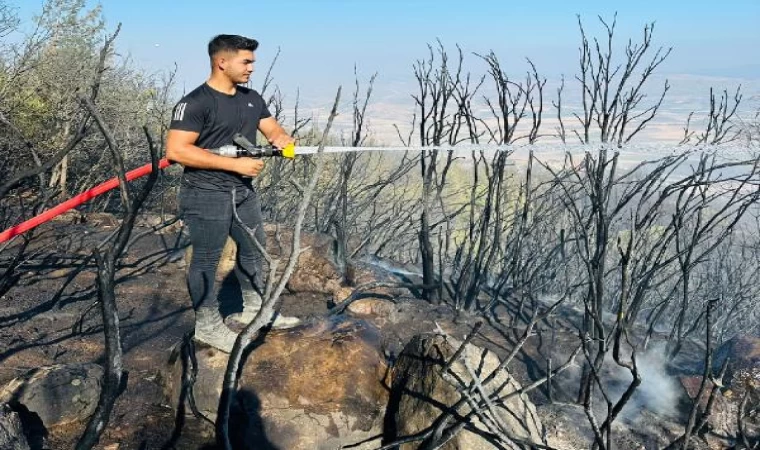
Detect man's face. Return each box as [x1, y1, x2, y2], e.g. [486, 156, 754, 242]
[218, 49, 255, 84]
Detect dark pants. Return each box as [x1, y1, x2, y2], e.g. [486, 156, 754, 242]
[179, 186, 267, 311]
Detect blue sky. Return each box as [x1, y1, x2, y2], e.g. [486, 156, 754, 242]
[12, 0, 760, 142]
[16, 0, 760, 85]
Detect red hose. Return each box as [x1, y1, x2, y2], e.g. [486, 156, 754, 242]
[0, 158, 173, 244]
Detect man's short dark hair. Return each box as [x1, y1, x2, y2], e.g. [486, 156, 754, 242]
[208, 34, 259, 58]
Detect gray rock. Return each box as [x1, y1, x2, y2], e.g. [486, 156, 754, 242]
[388, 333, 544, 449]
[0, 404, 30, 450]
[0, 363, 103, 429]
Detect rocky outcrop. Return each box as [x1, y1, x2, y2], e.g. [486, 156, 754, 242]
[0, 404, 30, 450]
[0, 363, 103, 430]
[388, 333, 544, 449]
[162, 316, 390, 450]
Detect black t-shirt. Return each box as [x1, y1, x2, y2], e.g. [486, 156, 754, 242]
[169, 83, 272, 191]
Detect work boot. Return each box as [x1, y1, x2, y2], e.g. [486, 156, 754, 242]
[194, 307, 239, 353]
[227, 289, 302, 329]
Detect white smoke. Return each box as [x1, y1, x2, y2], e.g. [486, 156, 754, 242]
[553, 342, 684, 423]
[608, 343, 682, 422]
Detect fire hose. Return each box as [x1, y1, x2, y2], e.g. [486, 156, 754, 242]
[0, 133, 295, 244]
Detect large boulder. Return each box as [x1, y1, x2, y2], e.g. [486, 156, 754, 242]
[0, 363, 103, 430]
[387, 333, 544, 449]
[162, 316, 389, 450]
[0, 404, 30, 450]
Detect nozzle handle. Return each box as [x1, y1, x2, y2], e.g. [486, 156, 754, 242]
[231, 133, 296, 159]
[232, 133, 258, 152]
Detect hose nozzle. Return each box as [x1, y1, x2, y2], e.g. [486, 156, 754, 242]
[232, 133, 296, 159]
[280, 143, 295, 159]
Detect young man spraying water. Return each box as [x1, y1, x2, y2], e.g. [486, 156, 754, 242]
[166, 34, 300, 352]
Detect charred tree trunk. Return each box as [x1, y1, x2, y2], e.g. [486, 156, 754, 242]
[75, 83, 159, 448]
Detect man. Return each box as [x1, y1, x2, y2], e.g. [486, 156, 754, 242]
[166, 34, 300, 353]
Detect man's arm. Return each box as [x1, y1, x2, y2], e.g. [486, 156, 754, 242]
[166, 129, 264, 177]
[258, 116, 295, 149]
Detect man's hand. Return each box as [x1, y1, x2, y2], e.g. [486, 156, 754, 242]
[259, 117, 294, 150]
[234, 157, 265, 177]
[268, 133, 295, 150]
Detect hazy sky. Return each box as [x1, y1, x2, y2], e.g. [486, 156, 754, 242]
[14, 0, 760, 142]
[17, 0, 760, 82]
